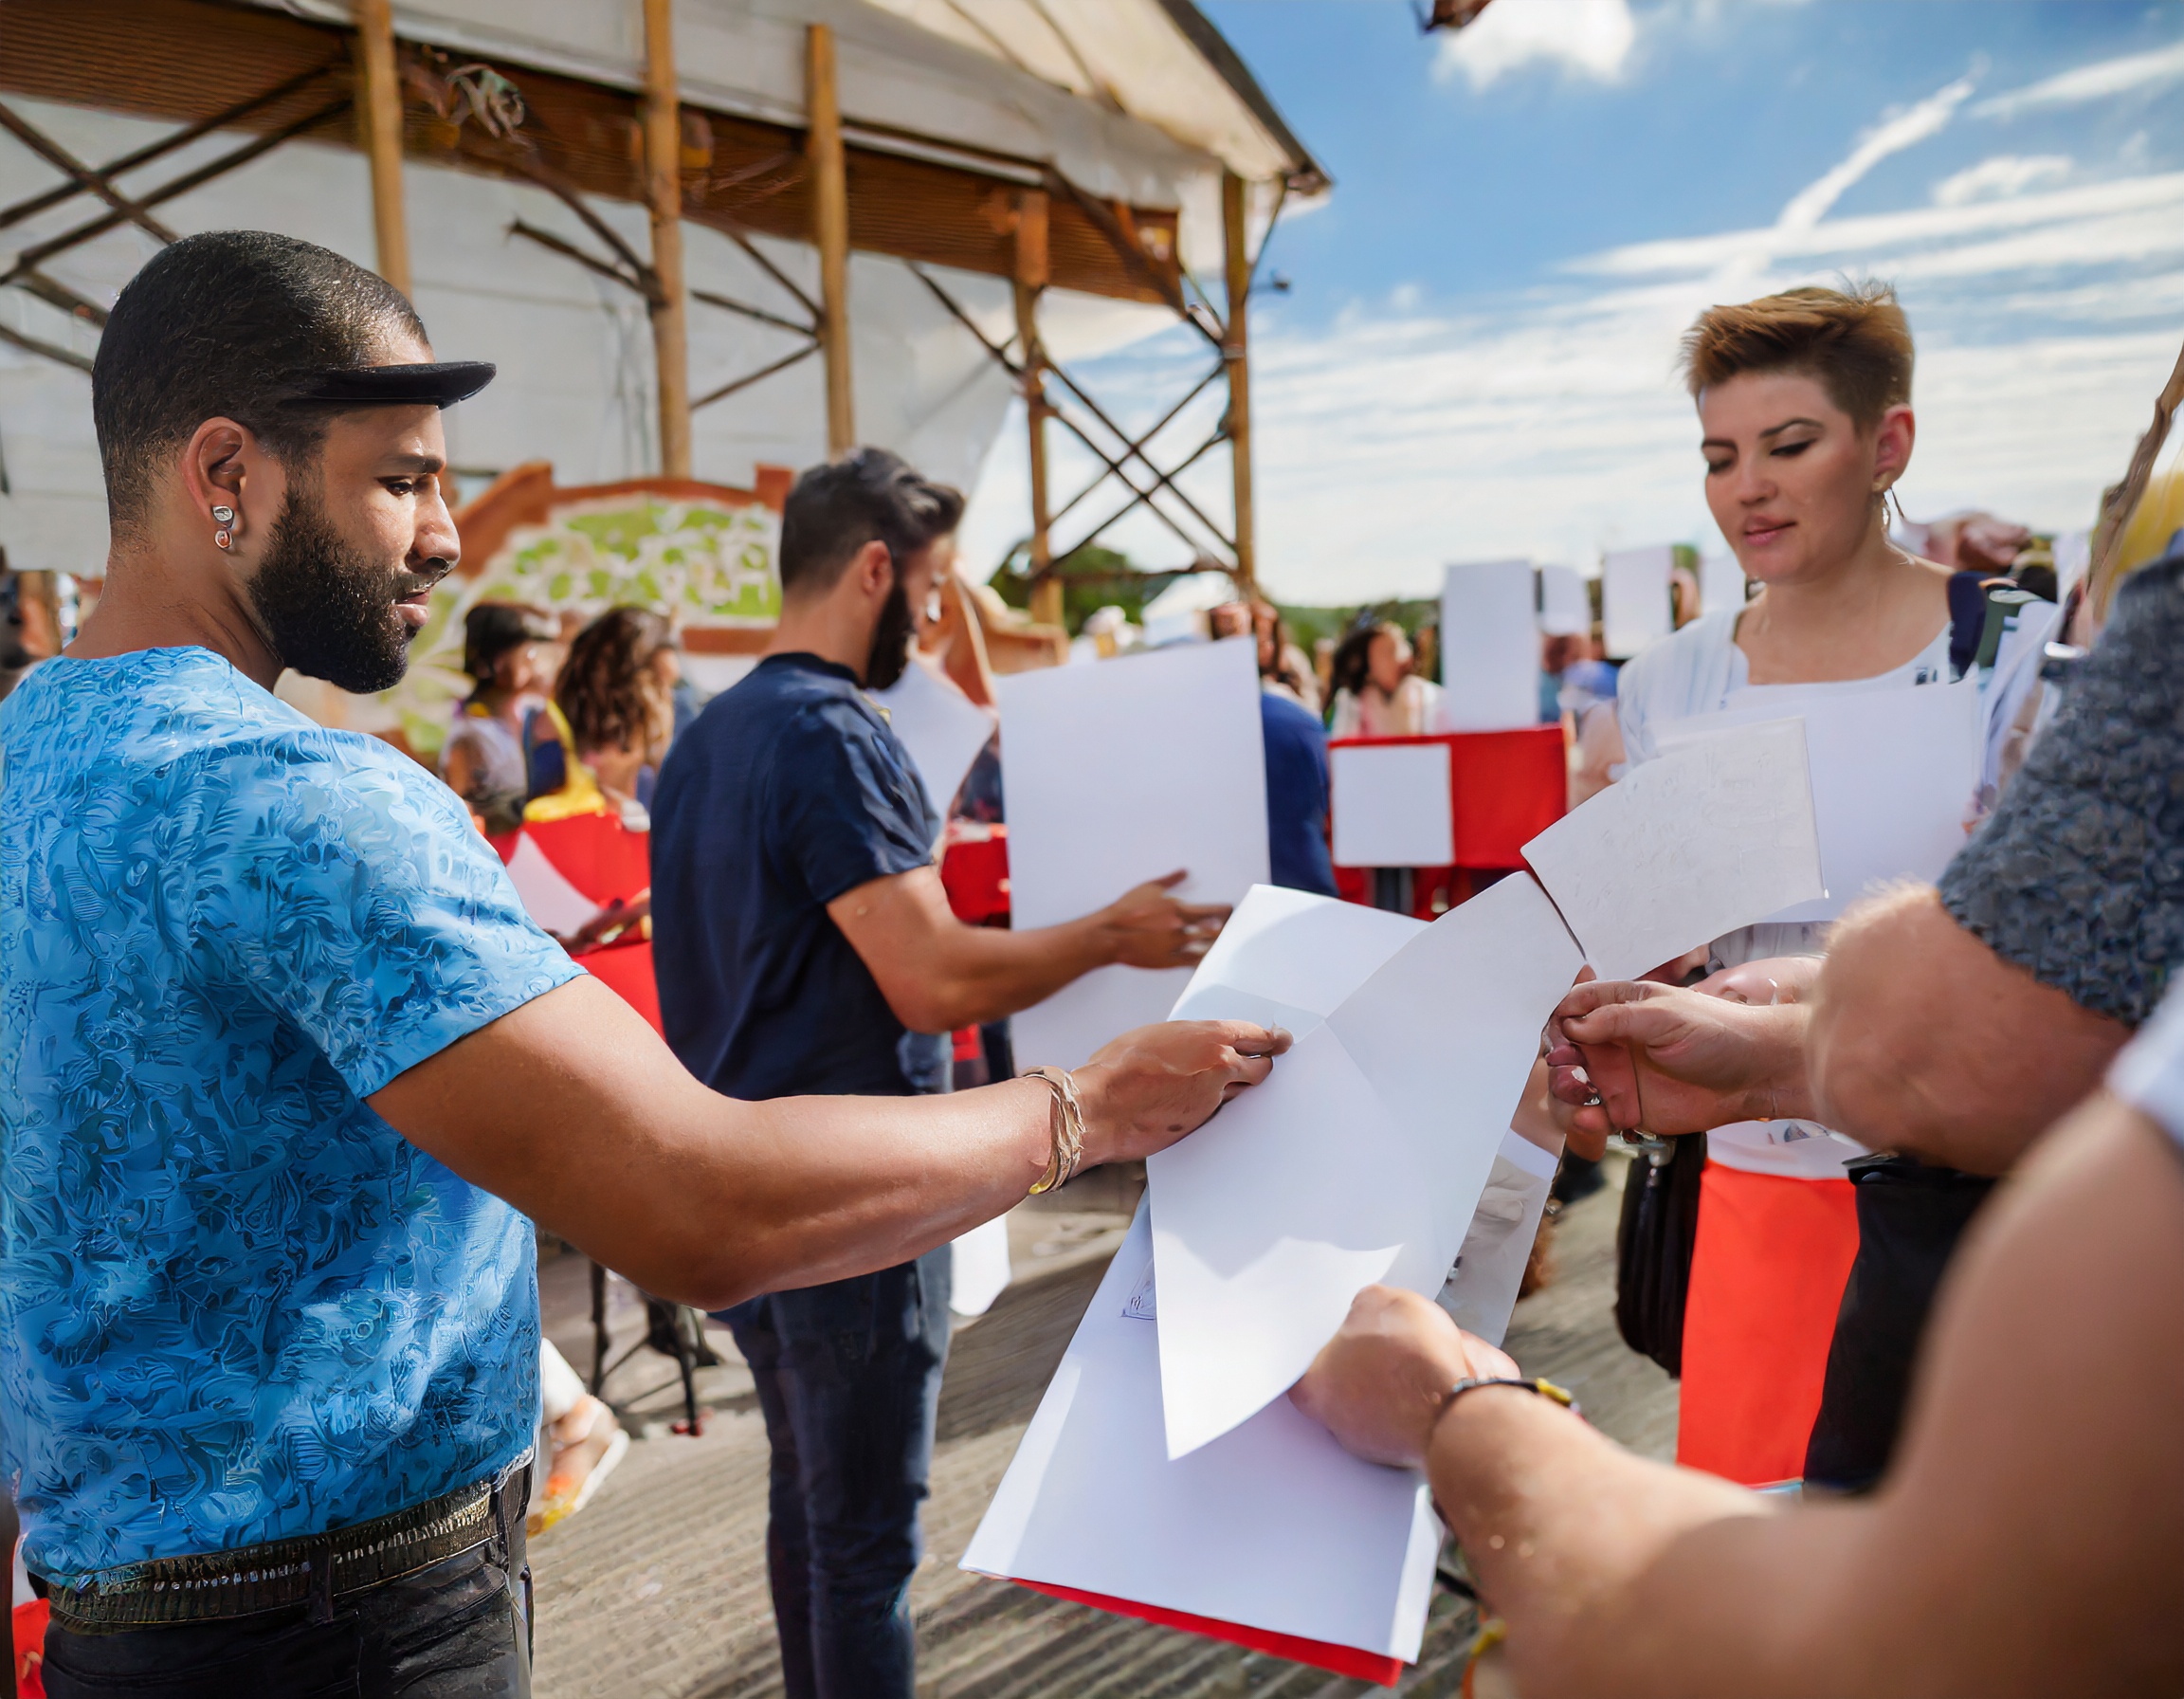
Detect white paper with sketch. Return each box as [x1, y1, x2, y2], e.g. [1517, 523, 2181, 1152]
[1147, 874, 1583, 1457]
[1521, 717, 1824, 979]
[960, 1205, 1443, 1664]
[1440, 560, 1540, 731]
[1655, 680, 1981, 924]
[873, 654, 995, 839]
[1329, 742, 1454, 868]
[1437, 1128, 1560, 1347]
[999, 638, 1268, 1071]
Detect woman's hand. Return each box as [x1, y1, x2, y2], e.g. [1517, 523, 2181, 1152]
[1073, 1019, 1292, 1165]
[1291, 1286, 1519, 1470]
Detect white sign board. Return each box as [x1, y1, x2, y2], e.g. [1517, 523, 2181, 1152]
[997, 637, 1268, 1071]
[1698, 551, 1748, 619]
[1328, 741, 1453, 868]
[1602, 544, 1675, 659]
[1538, 564, 1591, 637]
[873, 653, 996, 837]
[1439, 559, 1540, 731]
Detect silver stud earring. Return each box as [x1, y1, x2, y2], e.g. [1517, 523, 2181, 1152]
[211, 503, 235, 551]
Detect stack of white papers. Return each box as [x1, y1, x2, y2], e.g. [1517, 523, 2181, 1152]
[964, 719, 1826, 1672]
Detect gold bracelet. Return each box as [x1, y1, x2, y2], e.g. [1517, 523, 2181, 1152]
[1022, 1066, 1086, 1195]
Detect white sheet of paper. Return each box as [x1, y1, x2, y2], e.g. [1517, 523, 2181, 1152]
[1440, 560, 1540, 731]
[1657, 681, 1982, 924]
[1699, 551, 1748, 618]
[961, 1206, 1442, 1664]
[1329, 742, 1454, 868]
[1168, 884, 1425, 1035]
[1602, 544, 1674, 659]
[949, 1215, 1013, 1318]
[502, 832, 599, 936]
[1438, 1129, 1559, 1347]
[1522, 717, 1824, 978]
[874, 655, 995, 834]
[1538, 564, 1591, 637]
[1147, 875, 1583, 1457]
[1000, 638, 1269, 1071]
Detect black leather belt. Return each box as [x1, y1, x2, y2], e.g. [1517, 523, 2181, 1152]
[44, 1459, 530, 1631]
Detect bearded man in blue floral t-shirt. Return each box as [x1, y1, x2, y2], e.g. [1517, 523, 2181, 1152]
[0, 232, 1283, 1698]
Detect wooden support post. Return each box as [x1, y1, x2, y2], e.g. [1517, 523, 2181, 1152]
[352, 0, 410, 297]
[643, 0, 692, 479]
[1222, 170, 1256, 599]
[1014, 190, 1062, 630]
[807, 25, 855, 454]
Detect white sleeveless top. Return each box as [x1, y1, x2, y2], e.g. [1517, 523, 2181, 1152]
[1613, 597, 2061, 1178]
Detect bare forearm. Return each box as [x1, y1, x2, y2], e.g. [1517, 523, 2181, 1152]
[1430, 1391, 1854, 1698]
[908, 914, 1118, 1031]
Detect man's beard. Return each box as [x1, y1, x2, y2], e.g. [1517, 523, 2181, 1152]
[246, 479, 439, 694]
[864, 576, 916, 690]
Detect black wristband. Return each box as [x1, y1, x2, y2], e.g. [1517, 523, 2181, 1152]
[1430, 1375, 1581, 1441]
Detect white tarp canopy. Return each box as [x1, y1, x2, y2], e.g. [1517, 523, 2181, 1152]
[0, 0, 1320, 575]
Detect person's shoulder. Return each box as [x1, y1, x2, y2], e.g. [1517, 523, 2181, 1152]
[1260, 688, 1325, 741]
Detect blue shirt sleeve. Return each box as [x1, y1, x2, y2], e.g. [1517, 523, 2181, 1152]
[768, 698, 936, 906]
[192, 725, 581, 1098]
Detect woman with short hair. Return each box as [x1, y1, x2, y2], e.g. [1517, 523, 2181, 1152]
[1612, 283, 2057, 1489]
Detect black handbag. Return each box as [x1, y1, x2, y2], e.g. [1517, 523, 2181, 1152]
[1613, 1132, 1707, 1377]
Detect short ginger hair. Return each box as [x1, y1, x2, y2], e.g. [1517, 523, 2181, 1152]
[1680, 283, 1913, 429]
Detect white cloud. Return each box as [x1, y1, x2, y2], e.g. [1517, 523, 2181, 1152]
[1433, 0, 1636, 90]
[1932, 154, 2072, 207]
[1974, 35, 2184, 119]
[1775, 78, 1975, 231]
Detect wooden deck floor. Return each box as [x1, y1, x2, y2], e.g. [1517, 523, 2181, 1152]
[529, 1154, 1675, 1698]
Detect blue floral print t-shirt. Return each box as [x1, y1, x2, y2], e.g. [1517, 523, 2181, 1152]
[0, 648, 579, 1581]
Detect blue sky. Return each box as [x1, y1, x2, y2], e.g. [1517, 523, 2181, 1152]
[963, 0, 2184, 604]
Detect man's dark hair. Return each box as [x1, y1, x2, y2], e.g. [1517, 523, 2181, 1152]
[92, 230, 426, 539]
[777, 448, 965, 596]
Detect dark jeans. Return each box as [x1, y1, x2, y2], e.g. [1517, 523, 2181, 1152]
[41, 1527, 530, 1698]
[719, 1246, 952, 1699]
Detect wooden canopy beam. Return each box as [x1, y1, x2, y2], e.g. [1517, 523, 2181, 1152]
[642, 0, 692, 479]
[806, 25, 853, 454]
[351, 0, 410, 296]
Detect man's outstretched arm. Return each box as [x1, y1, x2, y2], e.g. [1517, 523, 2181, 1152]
[1294, 1092, 2184, 1698]
[828, 864, 1227, 1034]
[373, 975, 1286, 1309]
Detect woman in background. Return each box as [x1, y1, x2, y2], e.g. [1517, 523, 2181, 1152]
[1327, 618, 1442, 737]
[528, 607, 681, 831]
[442, 602, 555, 833]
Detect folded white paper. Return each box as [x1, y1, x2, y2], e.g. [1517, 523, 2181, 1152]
[1440, 559, 1540, 731]
[960, 1206, 1442, 1664]
[873, 654, 995, 839]
[1000, 638, 1269, 1071]
[1148, 874, 1583, 1457]
[1329, 741, 1455, 869]
[1168, 883, 1426, 1036]
[1656, 681, 1981, 924]
[1522, 717, 1824, 979]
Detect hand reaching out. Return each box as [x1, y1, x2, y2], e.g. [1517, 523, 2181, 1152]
[1543, 978, 1814, 1139]
[1098, 868, 1230, 970]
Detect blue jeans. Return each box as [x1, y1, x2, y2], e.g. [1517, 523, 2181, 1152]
[719, 1246, 952, 1699]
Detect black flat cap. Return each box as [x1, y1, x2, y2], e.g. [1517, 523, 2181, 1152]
[280, 360, 497, 409]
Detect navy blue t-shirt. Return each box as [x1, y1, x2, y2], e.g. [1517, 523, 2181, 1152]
[1262, 690, 1337, 897]
[650, 653, 940, 1100]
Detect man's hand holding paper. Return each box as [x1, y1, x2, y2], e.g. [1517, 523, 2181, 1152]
[1547, 979, 1815, 1139]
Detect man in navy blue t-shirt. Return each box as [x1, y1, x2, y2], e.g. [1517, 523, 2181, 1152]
[650, 449, 1226, 1698]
